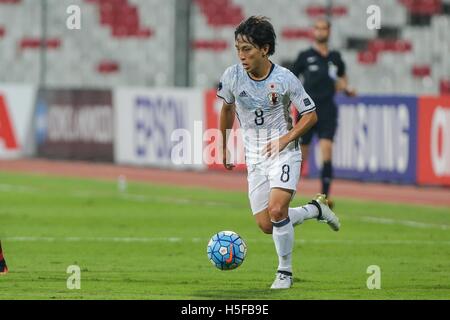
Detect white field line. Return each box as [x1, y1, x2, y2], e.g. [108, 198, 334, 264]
[3, 236, 450, 246]
[360, 216, 450, 230]
[71, 191, 234, 208]
[2, 183, 450, 231]
[0, 184, 37, 192]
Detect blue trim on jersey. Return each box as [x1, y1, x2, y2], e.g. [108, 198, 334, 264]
[216, 94, 234, 105]
[246, 62, 275, 82]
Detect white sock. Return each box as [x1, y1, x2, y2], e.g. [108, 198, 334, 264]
[289, 204, 319, 226]
[272, 217, 294, 274]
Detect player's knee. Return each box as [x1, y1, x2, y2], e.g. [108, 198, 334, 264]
[268, 204, 284, 222]
[258, 222, 273, 234]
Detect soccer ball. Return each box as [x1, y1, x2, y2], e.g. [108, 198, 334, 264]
[207, 230, 247, 270]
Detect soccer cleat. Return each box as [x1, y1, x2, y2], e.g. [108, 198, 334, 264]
[327, 198, 335, 210]
[311, 194, 340, 231]
[270, 272, 293, 289]
[0, 259, 8, 275]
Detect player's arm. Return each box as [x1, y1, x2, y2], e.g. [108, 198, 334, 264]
[335, 53, 356, 97]
[219, 101, 236, 170]
[263, 110, 317, 157]
[284, 110, 317, 143]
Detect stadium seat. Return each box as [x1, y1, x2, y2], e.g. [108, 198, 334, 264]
[412, 64, 432, 77]
[97, 60, 120, 73]
[0, 0, 448, 93]
[19, 38, 62, 50]
[440, 79, 450, 94]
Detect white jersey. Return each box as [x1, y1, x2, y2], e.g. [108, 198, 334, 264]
[217, 62, 316, 165]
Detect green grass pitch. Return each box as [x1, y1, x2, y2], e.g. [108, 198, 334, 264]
[0, 171, 449, 299]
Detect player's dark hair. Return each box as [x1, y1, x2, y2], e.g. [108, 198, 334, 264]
[234, 16, 276, 56]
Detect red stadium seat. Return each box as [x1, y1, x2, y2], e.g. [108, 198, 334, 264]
[358, 50, 378, 65]
[86, 0, 153, 38]
[194, 0, 244, 27]
[440, 79, 450, 95]
[192, 40, 228, 51]
[306, 6, 328, 17]
[399, 0, 442, 15]
[19, 38, 61, 50]
[306, 5, 348, 17]
[368, 39, 412, 53]
[97, 60, 120, 73]
[411, 65, 431, 77]
[281, 28, 314, 40]
[0, 26, 5, 38]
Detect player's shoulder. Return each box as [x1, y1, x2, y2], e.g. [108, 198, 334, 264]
[274, 64, 299, 82]
[221, 64, 243, 80]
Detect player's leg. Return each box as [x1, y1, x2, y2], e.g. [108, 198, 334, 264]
[317, 104, 338, 206]
[255, 198, 325, 230]
[286, 156, 339, 230]
[249, 168, 308, 234]
[0, 240, 8, 275]
[319, 138, 333, 197]
[254, 209, 272, 234]
[266, 151, 302, 289]
[247, 166, 272, 234]
[268, 187, 295, 289]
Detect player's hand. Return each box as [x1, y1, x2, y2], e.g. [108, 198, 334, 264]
[222, 148, 235, 170]
[262, 136, 289, 158]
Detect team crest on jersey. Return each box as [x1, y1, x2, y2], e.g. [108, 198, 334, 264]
[268, 92, 280, 105]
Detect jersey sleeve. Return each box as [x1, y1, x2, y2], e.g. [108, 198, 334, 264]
[216, 66, 235, 104]
[336, 52, 346, 78]
[287, 71, 316, 116]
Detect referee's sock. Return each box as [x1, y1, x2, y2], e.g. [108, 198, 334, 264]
[321, 161, 333, 197]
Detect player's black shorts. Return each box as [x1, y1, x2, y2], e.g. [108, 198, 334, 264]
[297, 101, 338, 145]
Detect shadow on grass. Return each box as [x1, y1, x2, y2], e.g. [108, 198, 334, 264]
[191, 278, 316, 300]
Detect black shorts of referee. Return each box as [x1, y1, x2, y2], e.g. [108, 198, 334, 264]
[297, 99, 337, 145]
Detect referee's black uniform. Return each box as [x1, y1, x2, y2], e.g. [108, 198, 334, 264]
[291, 47, 347, 201]
[291, 47, 346, 145]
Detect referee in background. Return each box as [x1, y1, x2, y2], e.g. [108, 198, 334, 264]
[291, 18, 356, 208]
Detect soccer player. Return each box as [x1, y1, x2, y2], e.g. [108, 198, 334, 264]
[218, 16, 340, 289]
[0, 240, 8, 274]
[291, 18, 356, 208]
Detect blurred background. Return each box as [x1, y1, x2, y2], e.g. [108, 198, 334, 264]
[1, 0, 449, 300]
[0, 0, 449, 94]
[0, 0, 449, 187]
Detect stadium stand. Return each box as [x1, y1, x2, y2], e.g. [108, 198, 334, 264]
[0, 0, 449, 94]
